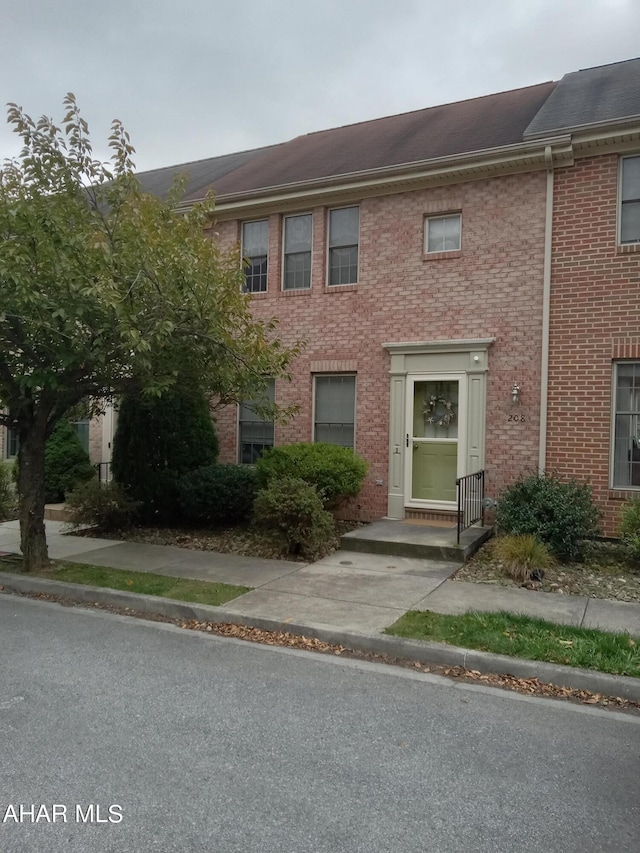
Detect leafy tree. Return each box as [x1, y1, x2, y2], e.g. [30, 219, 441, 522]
[112, 388, 219, 521]
[0, 95, 299, 570]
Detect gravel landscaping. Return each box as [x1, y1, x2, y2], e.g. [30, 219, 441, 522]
[455, 539, 640, 603]
[70, 520, 362, 562]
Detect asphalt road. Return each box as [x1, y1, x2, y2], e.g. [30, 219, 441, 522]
[1, 596, 639, 853]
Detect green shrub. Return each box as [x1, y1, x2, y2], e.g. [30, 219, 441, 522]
[0, 461, 17, 520]
[493, 534, 555, 582]
[255, 443, 368, 509]
[253, 477, 335, 559]
[178, 464, 258, 526]
[66, 479, 140, 531]
[619, 497, 640, 561]
[497, 471, 600, 561]
[41, 420, 95, 503]
[112, 390, 219, 521]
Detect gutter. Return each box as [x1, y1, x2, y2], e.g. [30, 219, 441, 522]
[176, 134, 573, 214]
[539, 145, 554, 472]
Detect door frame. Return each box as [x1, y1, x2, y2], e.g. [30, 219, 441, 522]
[404, 372, 468, 510]
[383, 337, 493, 520]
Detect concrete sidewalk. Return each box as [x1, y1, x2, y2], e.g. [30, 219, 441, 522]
[2, 519, 640, 638]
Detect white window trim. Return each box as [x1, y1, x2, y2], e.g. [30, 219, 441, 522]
[237, 381, 276, 465]
[282, 213, 313, 291]
[424, 212, 462, 254]
[312, 374, 357, 451]
[241, 219, 269, 293]
[326, 205, 360, 286]
[618, 154, 640, 246]
[610, 361, 640, 490]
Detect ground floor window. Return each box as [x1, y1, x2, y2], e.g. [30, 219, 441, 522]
[613, 362, 640, 487]
[314, 375, 356, 449]
[4, 426, 18, 459]
[72, 419, 90, 454]
[238, 380, 275, 464]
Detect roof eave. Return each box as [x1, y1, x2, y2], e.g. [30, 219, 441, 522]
[176, 135, 573, 215]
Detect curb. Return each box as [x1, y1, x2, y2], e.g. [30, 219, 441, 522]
[3, 572, 640, 701]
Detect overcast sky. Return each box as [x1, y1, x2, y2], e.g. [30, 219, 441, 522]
[1, 0, 639, 173]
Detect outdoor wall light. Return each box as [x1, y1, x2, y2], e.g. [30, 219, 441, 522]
[511, 383, 521, 404]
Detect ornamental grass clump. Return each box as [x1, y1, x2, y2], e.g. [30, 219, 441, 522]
[493, 534, 555, 582]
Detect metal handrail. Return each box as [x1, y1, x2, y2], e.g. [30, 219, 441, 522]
[456, 470, 485, 543]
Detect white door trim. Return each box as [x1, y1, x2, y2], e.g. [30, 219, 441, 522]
[404, 373, 467, 510]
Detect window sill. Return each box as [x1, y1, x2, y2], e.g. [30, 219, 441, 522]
[616, 242, 640, 255]
[608, 487, 640, 500]
[325, 283, 359, 293]
[245, 290, 269, 299]
[279, 288, 312, 297]
[423, 250, 462, 261]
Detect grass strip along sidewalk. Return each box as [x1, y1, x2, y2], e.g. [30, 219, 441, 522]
[0, 558, 250, 607]
[386, 610, 640, 678]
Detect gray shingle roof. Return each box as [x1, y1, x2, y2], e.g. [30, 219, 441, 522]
[524, 57, 640, 138]
[132, 57, 640, 205]
[137, 144, 279, 199]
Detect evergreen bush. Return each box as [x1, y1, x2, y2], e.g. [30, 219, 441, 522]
[178, 464, 258, 526]
[0, 461, 16, 520]
[619, 497, 640, 561]
[43, 420, 95, 503]
[255, 442, 368, 509]
[496, 471, 600, 561]
[112, 390, 218, 521]
[253, 476, 335, 559]
[66, 479, 140, 531]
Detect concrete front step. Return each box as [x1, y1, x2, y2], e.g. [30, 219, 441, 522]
[44, 503, 73, 522]
[341, 518, 492, 562]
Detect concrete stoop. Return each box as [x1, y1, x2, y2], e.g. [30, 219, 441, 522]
[341, 518, 492, 563]
[44, 504, 73, 522]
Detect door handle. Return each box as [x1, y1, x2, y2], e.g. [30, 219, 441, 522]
[406, 433, 409, 448]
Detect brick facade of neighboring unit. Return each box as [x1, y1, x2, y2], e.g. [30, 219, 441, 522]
[213, 171, 547, 519]
[545, 153, 640, 536]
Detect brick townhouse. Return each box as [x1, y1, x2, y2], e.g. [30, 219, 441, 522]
[3, 58, 640, 535]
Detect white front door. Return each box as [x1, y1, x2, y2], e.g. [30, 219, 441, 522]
[405, 375, 467, 509]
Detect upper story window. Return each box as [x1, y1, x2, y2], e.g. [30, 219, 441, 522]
[425, 214, 461, 253]
[242, 220, 269, 293]
[328, 207, 359, 285]
[283, 214, 312, 290]
[620, 156, 640, 244]
[613, 362, 640, 488]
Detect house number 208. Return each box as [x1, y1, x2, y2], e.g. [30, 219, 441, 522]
[507, 414, 526, 422]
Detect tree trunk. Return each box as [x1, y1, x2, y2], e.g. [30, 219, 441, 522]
[18, 422, 49, 572]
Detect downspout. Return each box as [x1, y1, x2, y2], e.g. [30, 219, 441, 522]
[538, 145, 554, 472]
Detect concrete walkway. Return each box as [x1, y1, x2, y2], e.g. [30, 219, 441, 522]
[2, 519, 640, 637]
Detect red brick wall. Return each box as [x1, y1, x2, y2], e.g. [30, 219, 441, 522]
[213, 172, 547, 519]
[546, 153, 640, 536]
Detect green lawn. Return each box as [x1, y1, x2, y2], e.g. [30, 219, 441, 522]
[386, 609, 640, 678]
[0, 558, 250, 607]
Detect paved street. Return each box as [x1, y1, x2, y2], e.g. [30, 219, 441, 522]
[1, 596, 640, 852]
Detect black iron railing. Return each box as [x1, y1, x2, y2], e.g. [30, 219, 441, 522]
[456, 470, 485, 544]
[95, 462, 111, 484]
